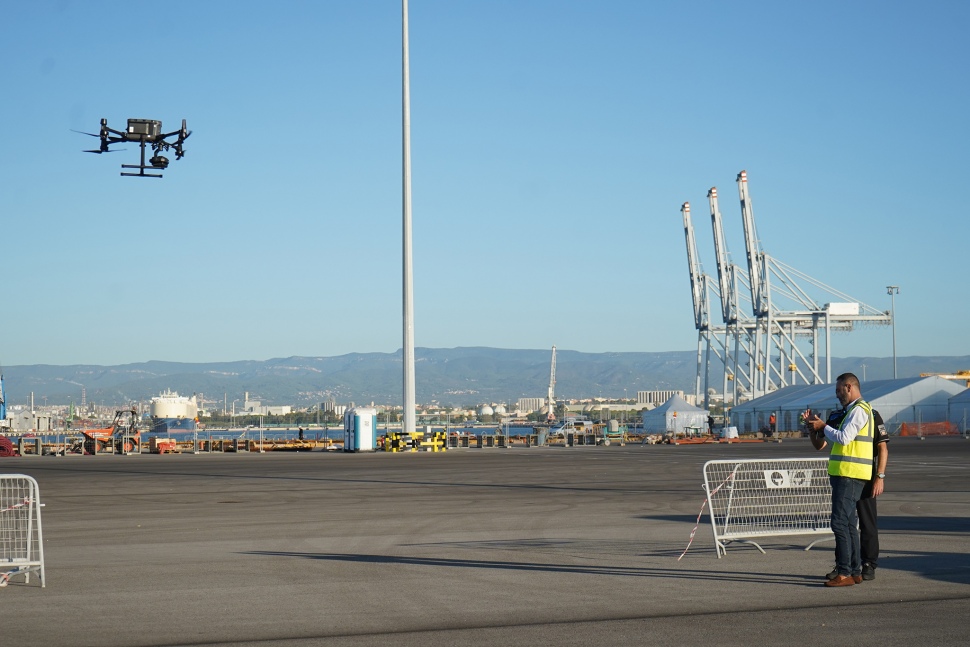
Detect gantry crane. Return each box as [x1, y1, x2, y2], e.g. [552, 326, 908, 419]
[682, 171, 893, 406]
[735, 170, 890, 395]
[682, 202, 726, 405]
[708, 187, 755, 405]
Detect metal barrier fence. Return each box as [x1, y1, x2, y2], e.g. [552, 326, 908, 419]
[703, 457, 832, 558]
[1, 474, 45, 587]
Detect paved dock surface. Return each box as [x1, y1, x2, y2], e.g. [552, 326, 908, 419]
[2, 438, 969, 646]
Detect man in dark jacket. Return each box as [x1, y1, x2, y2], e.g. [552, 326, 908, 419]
[817, 406, 890, 581]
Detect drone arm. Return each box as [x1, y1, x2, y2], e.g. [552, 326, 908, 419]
[102, 126, 127, 138]
[158, 124, 190, 142]
[155, 130, 189, 159]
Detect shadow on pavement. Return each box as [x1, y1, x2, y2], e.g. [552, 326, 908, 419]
[879, 550, 970, 585]
[879, 515, 970, 533]
[241, 550, 826, 586]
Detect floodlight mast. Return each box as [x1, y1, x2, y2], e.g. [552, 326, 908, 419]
[401, 0, 416, 435]
[887, 285, 899, 378]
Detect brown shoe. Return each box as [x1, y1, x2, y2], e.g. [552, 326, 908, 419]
[825, 574, 856, 587]
[852, 574, 863, 584]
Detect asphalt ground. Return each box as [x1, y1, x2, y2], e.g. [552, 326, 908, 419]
[2, 437, 968, 647]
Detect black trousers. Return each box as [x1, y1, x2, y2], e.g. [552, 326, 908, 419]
[858, 483, 879, 567]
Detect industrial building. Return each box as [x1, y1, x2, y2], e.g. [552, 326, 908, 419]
[947, 388, 970, 434]
[728, 376, 966, 434]
[637, 390, 686, 406]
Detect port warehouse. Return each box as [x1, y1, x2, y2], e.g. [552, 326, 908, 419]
[728, 375, 970, 434]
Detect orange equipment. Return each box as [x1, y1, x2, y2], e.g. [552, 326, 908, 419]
[76, 409, 141, 454]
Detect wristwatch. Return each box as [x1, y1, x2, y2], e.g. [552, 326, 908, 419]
[877, 473, 886, 479]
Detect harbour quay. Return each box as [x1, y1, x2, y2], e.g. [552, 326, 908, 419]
[2, 438, 968, 647]
[1, 421, 659, 456]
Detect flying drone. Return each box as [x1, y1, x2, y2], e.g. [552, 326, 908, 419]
[74, 118, 191, 178]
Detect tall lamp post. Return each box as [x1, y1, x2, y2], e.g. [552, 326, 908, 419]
[887, 285, 899, 378]
[401, 0, 416, 435]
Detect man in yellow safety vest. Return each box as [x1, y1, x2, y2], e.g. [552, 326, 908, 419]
[804, 372, 874, 587]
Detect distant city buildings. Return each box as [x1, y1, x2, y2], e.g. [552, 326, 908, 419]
[638, 390, 688, 406]
[239, 392, 291, 417]
[321, 400, 347, 417]
[2, 386, 701, 434]
[517, 397, 546, 412]
[7, 408, 53, 433]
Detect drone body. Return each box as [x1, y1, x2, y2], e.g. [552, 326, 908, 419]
[76, 118, 191, 178]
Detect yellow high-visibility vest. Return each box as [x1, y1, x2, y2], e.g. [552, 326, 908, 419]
[828, 399, 874, 480]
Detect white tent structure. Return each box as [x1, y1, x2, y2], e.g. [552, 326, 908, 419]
[729, 377, 967, 434]
[948, 389, 970, 434]
[727, 382, 832, 434]
[641, 395, 710, 434]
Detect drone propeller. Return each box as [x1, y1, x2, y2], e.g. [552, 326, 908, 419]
[171, 119, 191, 159]
[72, 129, 101, 138]
[83, 148, 125, 154]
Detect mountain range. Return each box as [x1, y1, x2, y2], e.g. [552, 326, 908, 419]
[3, 348, 968, 409]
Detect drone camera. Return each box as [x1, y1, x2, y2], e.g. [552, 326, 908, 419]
[150, 155, 169, 169]
[127, 119, 162, 139]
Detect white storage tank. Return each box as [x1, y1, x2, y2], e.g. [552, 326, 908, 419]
[343, 407, 378, 452]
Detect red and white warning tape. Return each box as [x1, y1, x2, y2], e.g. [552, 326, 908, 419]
[0, 498, 32, 514]
[677, 466, 739, 560]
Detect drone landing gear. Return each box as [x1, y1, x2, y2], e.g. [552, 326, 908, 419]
[121, 136, 165, 178]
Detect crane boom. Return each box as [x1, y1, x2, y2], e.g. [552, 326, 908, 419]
[737, 170, 768, 317]
[547, 346, 557, 422]
[707, 187, 737, 325]
[682, 202, 709, 331]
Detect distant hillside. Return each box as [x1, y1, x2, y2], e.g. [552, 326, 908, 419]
[3, 348, 968, 409]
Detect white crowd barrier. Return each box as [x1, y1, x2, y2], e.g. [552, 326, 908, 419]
[703, 457, 832, 557]
[1, 474, 46, 587]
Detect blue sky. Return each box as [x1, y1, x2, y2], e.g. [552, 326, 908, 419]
[2, 0, 967, 366]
